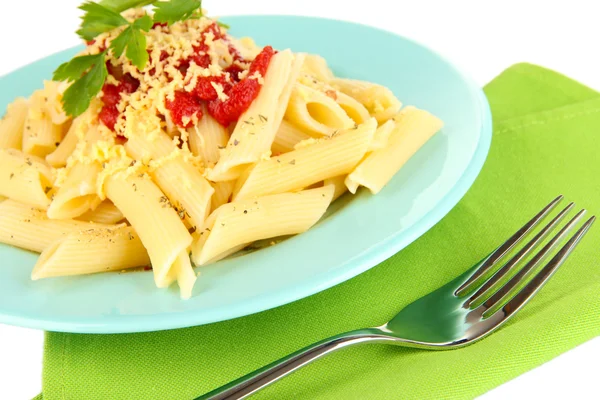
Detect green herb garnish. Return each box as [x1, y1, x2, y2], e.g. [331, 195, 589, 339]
[55, 0, 212, 118]
[53, 51, 108, 117]
[110, 15, 153, 70]
[76, 2, 129, 41]
[153, 0, 203, 25]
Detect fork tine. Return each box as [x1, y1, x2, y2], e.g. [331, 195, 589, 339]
[465, 202, 575, 307]
[484, 216, 595, 322]
[477, 209, 587, 313]
[456, 195, 563, 294]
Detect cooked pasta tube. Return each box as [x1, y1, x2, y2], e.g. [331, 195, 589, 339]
[0, 98, 28, 150]
[272, 120, 311, 154]
[208, 50, 298, 181]
[31, 225, 150, 280]
[187, 105, 229, 167]
[285, 83, 355, 137]
[330, 78, 402, 123]
[125, 131, 214, 230]
[191, 185, 334, 266]
[234, 118, 377, 200]
[301, 54, 334, 82]
[323, 175, 348, 201]
[0, 199, 110, 252]
[0, 148, 52, 208]
[105, 172, 193, 287]
[170, 251, 197, 299]
[77, 200, 124, 224]
[210, 180, 235, 213]
[346, 107, 443, 194]
[22, 92, 64, 157]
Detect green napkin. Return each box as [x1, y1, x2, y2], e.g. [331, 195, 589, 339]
[36, 63, 600, 400]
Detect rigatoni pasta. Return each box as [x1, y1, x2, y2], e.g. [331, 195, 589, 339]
[0, 7, 442, 299]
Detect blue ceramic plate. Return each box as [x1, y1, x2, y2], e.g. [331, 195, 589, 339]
[0, 16, 491, 333]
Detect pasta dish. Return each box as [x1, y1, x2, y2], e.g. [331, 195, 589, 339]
[0, 2, 442, 298]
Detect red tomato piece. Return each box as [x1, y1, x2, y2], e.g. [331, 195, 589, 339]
[99, 106, 120, 131]
[101, 84, 121, 107]
[207, 46, 275, 126]
[166, 91, 203, 128]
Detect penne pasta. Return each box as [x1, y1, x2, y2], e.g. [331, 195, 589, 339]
[301, 54, 334, 83]
[0, 97, 28, 150]
[31, 225, 150, 280]
[0, 199, 110, 253]
[22, 91, 64, 157]
[47, 161, 103, 219]
[272, 120, 311, 154]
[346, 107, 443, 194]
[46, 115, 82, 167]
[368, 119, 395, 152]
[191, 185, 334, 265]
[40, 80, 70, 125]
[323, 175, 348, 201]
[210, 180, 235, 213]
[47, 127, 104, 219]
[208, 50, 298, 181]
[234, 118, 377, 200]
[77, 200, 124, 224]
[285, 83, 355, 137]
[0, 10, 443, 299]
[187, 106, 229, 167]
[125, 131, 214, 230]
[330, 78, 402, 123]
[335, 92, 371, 125]
[105, 172, 193, 287]
[170, 251, 197, 299]
[0, 148, 53, 208]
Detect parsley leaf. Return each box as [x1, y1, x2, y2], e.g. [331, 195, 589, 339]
[53, 53, 105, 82]
[153, 0, 202, 25]
[99, 0, 157, 12]
[110, 15, 153, 70]
[59, 52, 108, 118]
[76, 1, 129, 41]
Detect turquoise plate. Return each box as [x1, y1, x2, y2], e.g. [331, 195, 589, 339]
[0, 16, 491, 333]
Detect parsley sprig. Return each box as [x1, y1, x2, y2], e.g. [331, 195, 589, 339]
[154, 0, 203, 25]
[55, 0, 219, 118]
[53, 51, 108, 117]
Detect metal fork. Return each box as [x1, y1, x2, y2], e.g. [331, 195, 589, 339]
[196, 195, 595, 400]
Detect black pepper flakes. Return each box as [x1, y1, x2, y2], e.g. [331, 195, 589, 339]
[289, 160, 296, 165]
[9, 173, 14, 180]
[25, 158, 32, 166]
[55, 142, 60, 147]
[258, 114, 268, 123]
[243, 210, 248, 214]
[353, 123, 359, 129]
[233, 139, 240, 146]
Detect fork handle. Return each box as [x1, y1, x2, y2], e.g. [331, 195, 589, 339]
[194, 328, 388, 400]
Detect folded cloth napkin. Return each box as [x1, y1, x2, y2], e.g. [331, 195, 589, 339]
[35, 63, 600, 400]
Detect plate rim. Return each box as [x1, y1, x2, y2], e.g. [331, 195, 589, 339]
[0, 15, 492, 333]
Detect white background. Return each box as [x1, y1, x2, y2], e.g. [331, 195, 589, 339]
[1, 1, 599, 399]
